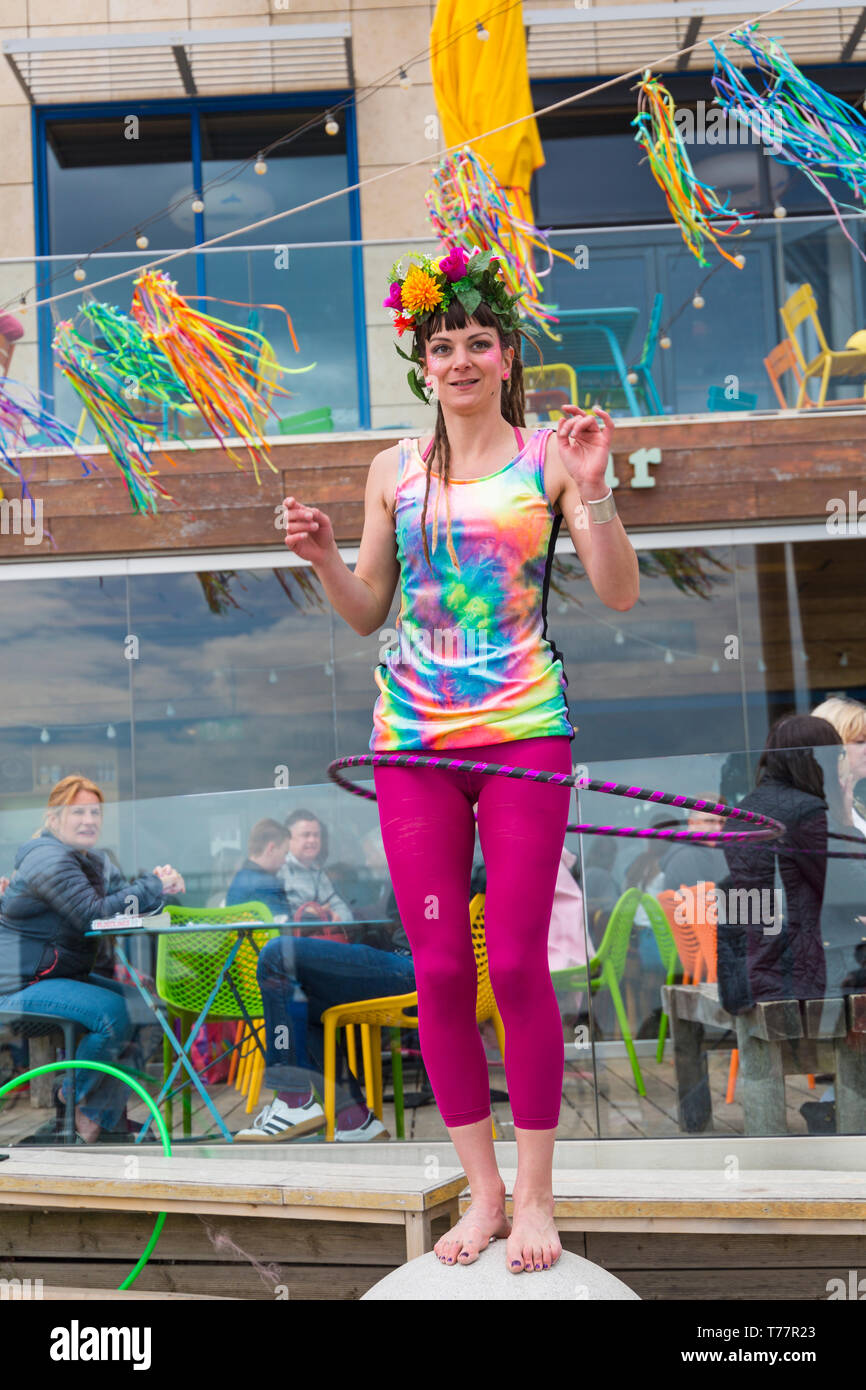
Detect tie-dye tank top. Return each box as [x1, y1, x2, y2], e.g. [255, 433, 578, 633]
[369, 424, 575, 752]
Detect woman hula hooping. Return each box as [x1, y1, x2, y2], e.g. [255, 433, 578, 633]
[281, 247, 640, 1275]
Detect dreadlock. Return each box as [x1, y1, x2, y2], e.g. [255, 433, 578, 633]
[411, 299, 542, 572]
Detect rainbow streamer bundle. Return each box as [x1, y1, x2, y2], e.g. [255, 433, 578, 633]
[633, 75, 752, 267]
[0, 375, 97, 504]
[131, 270, 299, 483]
[53, 320, 175, 514]
[80, 302, 192, 409]
[425, 146, 573, 339]
[710, 29, 866, 259]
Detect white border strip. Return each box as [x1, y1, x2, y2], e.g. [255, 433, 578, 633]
[0, 521, 850, 582]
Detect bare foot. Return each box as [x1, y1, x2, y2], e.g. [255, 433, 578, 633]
[506, 1196, 562, 1273]
[434, 1189, 510, 1267]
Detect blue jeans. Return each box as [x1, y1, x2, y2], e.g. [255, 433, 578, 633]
[0, 974, 145, 1131]
[258, 935, 416, 1113]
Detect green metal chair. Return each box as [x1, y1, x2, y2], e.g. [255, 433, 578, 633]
[278, 406, 333, 434]
[156, 902, 277, 1136]
[636, 892, 682, 1063]
[550, 886, 647, 1094]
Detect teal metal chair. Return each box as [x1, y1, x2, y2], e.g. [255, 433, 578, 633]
[550, 886, 647, 1095]
[628, 292, 665, 415]
[707, 385, 758, 411]
[636, 892, 682, 1063]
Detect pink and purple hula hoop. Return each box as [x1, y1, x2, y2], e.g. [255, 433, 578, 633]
[327, 752, 786, 846]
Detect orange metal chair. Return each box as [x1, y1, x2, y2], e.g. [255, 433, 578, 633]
[763, 338, 809, 409]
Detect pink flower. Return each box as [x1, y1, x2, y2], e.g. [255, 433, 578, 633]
[383, 281, 403, 310]
[438, 245, 470, 282]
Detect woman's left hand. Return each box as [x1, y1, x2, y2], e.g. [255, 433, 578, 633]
[555, 404, 613, 495]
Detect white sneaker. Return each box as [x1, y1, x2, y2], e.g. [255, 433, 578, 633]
[333, 1111, 390, 1143]
[234, 1095, 325, 1142]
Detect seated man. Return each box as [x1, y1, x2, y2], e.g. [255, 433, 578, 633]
[225, 819, 293, 919]
[278, 809, 353, 923]
[234, 920, 414, 1143]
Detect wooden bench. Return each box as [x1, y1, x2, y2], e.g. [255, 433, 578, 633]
[662, 984, 866, 1134]
[0, 1150, 467, 1262]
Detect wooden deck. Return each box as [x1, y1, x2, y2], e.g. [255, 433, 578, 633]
[0, 1040, 823, 1146]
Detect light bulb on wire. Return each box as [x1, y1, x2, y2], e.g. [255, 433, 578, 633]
[664, 649, 675, 664]
[398, 68, 411, 90]
[773, 205, 787, 219]
[614, 629, 625, 645]
[692, 294, 705, 309]
[324, 112, 339, 136]
[73, 265, 86, 282]
[476, 20, 490, 40]
[135, 232, 149, 250]
[191, 197, 205, 214]
[660, 335, 672, 350]
[254, 154, 267, 175]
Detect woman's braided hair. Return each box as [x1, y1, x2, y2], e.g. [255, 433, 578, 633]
[411, 299, 540, 572]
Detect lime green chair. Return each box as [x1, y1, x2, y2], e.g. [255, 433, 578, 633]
[157, 902, 277, 1136]
[636, 892, 682, 1062]
[550, 886, 647, 1095]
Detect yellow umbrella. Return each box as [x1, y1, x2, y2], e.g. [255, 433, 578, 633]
[430, 0, 544, 221]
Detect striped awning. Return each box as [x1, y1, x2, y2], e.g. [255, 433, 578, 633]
[1, 23, 353, 104]
[524, 0, 866, 75]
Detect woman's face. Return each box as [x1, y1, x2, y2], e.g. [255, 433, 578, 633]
[423, 319, 514, 410]
[50, 790, 102, 850]
[843, 729, 866, 784]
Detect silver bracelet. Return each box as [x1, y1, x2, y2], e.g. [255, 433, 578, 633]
[584, 487, 617, 524]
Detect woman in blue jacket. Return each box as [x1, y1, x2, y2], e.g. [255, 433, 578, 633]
[0, 775, 184, 1142]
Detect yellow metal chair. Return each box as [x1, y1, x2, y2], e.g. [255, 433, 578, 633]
[780, 283, 866, 407]
[523, 362, 579, 419]
[320, 893, 506, 1140]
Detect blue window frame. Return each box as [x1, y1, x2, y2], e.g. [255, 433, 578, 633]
[32, 92, 369, 431]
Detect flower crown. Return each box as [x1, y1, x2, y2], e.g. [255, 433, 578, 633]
[383, 246, 530, 404]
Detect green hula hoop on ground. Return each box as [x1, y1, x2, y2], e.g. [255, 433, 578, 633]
[0, 1059, 172, 1292]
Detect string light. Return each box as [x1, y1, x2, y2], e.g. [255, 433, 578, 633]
[39, 728, 50, 743]
[73, 265, 86, 282]
[664, 649, 675, 664]
[324, 112, 340, 136]
[191, 197, 205, 214]
[106, 724, 116, 740]
[398, 68, 411, 90]
[166, 703, 175, 717]
[135, 232, 149, 250]
[476, 20, 490, 40]
[773, 205, 787, 218]
[839, 651, 849, 667]
[757, 657, 767, 672]
[614, 629, 625, 645]
[254, 154, 268, 175]
[692, 294, 705, 309]
[711, 658, 721, 673]
[660, 335, 672, 349]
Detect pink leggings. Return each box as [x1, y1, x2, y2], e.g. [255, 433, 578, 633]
[373, 735, 573, 1130]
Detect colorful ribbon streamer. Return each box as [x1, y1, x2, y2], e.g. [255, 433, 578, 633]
[633, 74, 752, 268]
[0, 374, 97, 525]
[53, 319, 176, 514]
[425, 146, 573, 339]
[710, 28, 866, 263]
[131, 271, 307, 485]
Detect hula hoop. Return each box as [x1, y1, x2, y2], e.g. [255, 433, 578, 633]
[327, 753, 786, 845]
[0, 1060, 171, 1292]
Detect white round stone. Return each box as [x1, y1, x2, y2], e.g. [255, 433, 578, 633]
[361, 1243, 641, 1301]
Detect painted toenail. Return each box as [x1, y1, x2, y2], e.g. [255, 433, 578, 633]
[511, 1261, 521, 1267]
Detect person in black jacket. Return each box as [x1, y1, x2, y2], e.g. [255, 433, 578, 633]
[717, 715, 851, 1014]
[0, 775, 184, 1142]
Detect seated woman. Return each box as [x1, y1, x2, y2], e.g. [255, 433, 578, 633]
[0, 775, 184, 1142]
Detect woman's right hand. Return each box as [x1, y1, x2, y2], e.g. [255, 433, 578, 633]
[281, 496, 337, 566]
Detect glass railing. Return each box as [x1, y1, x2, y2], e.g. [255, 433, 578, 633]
[1, 739, 863, 1149]
[1, 210, 864, 452]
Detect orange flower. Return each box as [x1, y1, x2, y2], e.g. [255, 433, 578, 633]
[400, 265, 443, 316]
